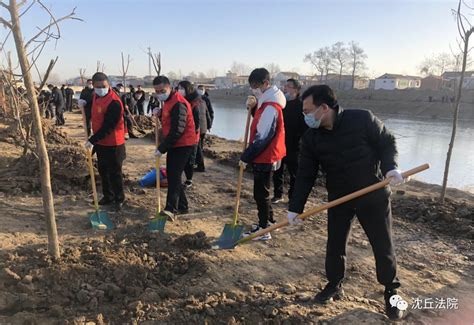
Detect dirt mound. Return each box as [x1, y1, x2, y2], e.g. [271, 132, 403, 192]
[134, 116, 155, 131]
[42, 120, 77, 146]
[173, 231, 211, 250]
[393, 194, 474, 239]
[0, 145, 89, 195]
[0, 232, 209, 323]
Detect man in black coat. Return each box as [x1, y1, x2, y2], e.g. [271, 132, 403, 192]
[48, 84, 65, 126]
[79, 79, 94, 135]
[65, 84, 74, 112]
[272, 78, 307, 203]
[286, 85, 408, 321]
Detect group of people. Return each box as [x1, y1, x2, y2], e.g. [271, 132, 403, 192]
[37, 84, 74, 125]
[78, 67, 409, 321]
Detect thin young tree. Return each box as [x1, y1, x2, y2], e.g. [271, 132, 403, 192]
[120, 52, 131, 86]
[331, 42, 348, 89]
[441, 0, 474, 202]
[304, 49, 326, 82]
[150, 52, 161, 76]
[349, 41, 367, 89]
[79, 68, 86, 86]
[0, 0, 81, 258]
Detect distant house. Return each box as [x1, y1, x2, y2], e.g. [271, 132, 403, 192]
[273, 72, 300, 87]
[374, 73, 421, 90]
[214, 72, 248, 89]
[441, 71, 474, 89]
[420, 75, 444, 91]
[322, 73, 369, 90]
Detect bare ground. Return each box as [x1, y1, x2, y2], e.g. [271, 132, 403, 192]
[0, 112, 473, 325]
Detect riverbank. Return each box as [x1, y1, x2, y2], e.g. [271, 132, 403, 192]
[0, 113, 473, 324]
[209, 89, 474, 121]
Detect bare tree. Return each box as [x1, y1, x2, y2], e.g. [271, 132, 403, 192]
[441, 0, 474, 202]
[167, 71, 178, 81]
[264, 62, 281, 78]
[149, 51, 161, 76]
[0, 0, 81, 258]
[120, 52, 131, 87]
[230, 61, 251, 76]
[349, 41, 367, 89]
[96, 60, 104, 72]
[79, 68, 86, 86]
[331, 42, 349, 89]
[207, 68, 218, 78]
[304, 49, 326, 81]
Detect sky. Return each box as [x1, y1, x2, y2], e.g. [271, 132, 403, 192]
[0, 0, 463, 82]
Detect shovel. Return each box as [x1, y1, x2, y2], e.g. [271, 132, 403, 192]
[212, 102, 253, 248]
[148, 116, 167, 232]
[126, 106, 146, 135]
[213, 163, 430, 250]
[81, 106, 113, 230]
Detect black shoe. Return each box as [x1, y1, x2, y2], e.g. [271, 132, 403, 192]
[98, 197, 113, 206]
[113, 199, 126, 211]
[177, 208, 189, 215]
[129, 133, 138, 139]
[159, 210, 175, 222]
[271, 196, 283, 204]
[314, 283, 344, 304]
[194, 166, 205, 172]
[384, 289, 405, 321]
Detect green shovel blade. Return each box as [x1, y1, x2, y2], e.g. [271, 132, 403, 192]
[211, 224, 244, 250]
[148, 215, 167, 233]
[89, 210, 113, 230]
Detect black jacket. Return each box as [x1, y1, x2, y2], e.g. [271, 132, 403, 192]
[202, 93, 214, 129]
[51, 87, 65, 111]
[158, 91, 190, 154]
[289, 108, 398, 213]
[80, 87, 94, 117]
[283, 96, 307, 160]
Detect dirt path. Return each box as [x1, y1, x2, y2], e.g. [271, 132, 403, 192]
[0, 111, 473, 324]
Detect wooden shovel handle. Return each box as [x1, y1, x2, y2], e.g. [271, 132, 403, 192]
[237, 163, 430, 244]
[155, 116, 161, 213]
[232, 106, 253, 225]
[80, 106, 99, 212]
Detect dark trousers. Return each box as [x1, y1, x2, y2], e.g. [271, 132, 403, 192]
[325, 189, 400, 290]
[55, 108, 65, 126]
[66, 97, 73, 112]
[195, 133, 206, 169]
[253, 170, 275, 228]
[85, 107, 92, 136]
[45, 105, 55, 119]
[273, 156, 298, 199]
[95, 144, 126, 203]
[165, 146, 193, 213]
[124, 115, 133, 136]
[137, 102, 144, 115]
[184, 144, 198, 181]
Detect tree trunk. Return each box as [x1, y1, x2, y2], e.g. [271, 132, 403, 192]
[338, 65, 342, 90]
[351, 57, 356, 89]
[9, 0, 60, 258]
[440, 33, 470, 202]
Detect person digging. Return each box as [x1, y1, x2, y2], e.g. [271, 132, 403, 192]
[286, 85, 409, 321]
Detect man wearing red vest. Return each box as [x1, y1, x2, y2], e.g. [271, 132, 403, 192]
[84, 72, 126, 210]
[240, 68, 286, 241]
[153, 76, 197, 220]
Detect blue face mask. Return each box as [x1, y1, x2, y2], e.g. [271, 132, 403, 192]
[94, 87, 108, 97]
[304, 108, 324, 129]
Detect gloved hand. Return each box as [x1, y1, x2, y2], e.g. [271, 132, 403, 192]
[155, 149, 162, 158]
[84, 141, 93, 150]
[239, 160, 247, 169]
[152, 107, 162, 117]
[287, 211, 302, 226]
[78, 99, 87, 108]
[386, 169, 407, 186]
[246, 95, 257, 109]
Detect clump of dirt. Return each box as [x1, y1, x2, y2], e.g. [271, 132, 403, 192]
[134, 116, 155, 131]
[173, 231, 211, 250]
[42, 120, 77, 146]
[393, 194, 474, 239]
[0, 231, 209, 323]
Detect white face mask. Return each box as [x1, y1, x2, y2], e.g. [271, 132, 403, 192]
[157, 90, 170, 101]
[94, 87, 108, 97]
[197, 89, 205, 96]
[178, 88, 186, 96]
[87, 84, 93, 89]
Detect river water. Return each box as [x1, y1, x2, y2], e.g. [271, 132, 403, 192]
[209, 100, 474, 192]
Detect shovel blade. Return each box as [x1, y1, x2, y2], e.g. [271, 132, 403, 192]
[211, 224, 244, 250]
[89, 210, 113, 230]
[148, 216, 167, 233]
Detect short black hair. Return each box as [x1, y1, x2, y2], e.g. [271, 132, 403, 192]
[248, 68, 270, 85]
[116, 83, 124, 88]
[287, 78, 301, 90]
[178, 80, 194, 95]
[153, 76, 170, 86]
[302, 85, 338, 109]
[86, 79, 93, 83]
[92, 72, 109, 83]
[197, 84, 204, 89]
[47, 84, 53, 88]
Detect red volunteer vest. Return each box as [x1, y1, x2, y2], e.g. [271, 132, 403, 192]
[162, 91, 197, 147]
[249, 102, 286, 163]
[91, 89, 125, 146]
